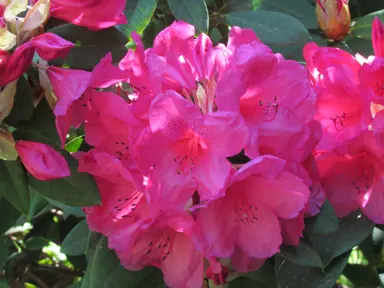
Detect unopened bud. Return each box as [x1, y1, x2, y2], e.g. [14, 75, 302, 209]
[316, 0, 351, 41]
[372, 17, 384, 58]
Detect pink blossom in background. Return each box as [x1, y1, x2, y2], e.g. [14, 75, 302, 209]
[49, 0, 127, 30]
[15, 141, 70, 180]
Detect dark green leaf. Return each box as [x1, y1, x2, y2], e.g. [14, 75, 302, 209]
[25, 236, 49, 251]
[167, 0, 209, 34]
[259, 0, 317, 29]
[82, 236, 164, 288]
[280, 240, 323, 268]
[275, 251, 351, 288]
[305, 200, 339, 236]
[359, 233, 375, 263]
[118, 0, 158, 39]
[0, 236, 10, 270]
[142, 18, 167, 48]
[0, 160, 30, 214]
[28, 186, 48, 218]
[221, 0, 257, 13]
[224, 10, 310, 46]
[49, 24, 128, 70]
[0, 197, 20, 235]
[245, 260, 275, 288]
[228, 277, 268, 288]
[309, 212, 375, 268]
[4, 77, 34, 126]
[351, 9, 384, 40]
[61, 220, 89, 256]
[44, 197, 85, 217]
[28, 153, 100, 207]
[345, 37, 374, 58]
[343, 264, 381, 287]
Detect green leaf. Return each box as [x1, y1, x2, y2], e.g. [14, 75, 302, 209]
[61, 220, 89, 256]
[343, 264, 382, 287]
[49, 24, 128, 70]
[167, 0, 209, 34]
[0, 197, 20, 235]
[25, 236, 49, 251]
[142, 18, 167, 48]
[65, 136, 84, 153]
[0, 159, 30, 214]
[305, 200, 339, 236]
[259, 0, 317, 29]
[28, 186, 48, 218]
[118, 0, 158, 39]
[224, 10, 310, 46]
[274, 251, 351, 288]
[28, 152, 100, 207]
[309, 211, 375, 268]
[82, 236, 165, 288]
[245, 260, 276, 288]
[4, 77, 34, 126]
[44, 197, 85, 217]
[280, 240, 323, 268]
[351, 9, 384, 40]
[221, 0, 257, 13]
[0, 236, 10, 270]
[345, 37, 374, 58]
[228, 277, 268, 288]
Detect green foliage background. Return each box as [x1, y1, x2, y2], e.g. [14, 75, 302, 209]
[2, 0, 384, 287]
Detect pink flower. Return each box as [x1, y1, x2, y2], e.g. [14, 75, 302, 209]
[50, 0, 127, 30]
[304, 43, 371, 150]
[192, 156, 309, 266]
[216, 27, 316, 159]
[316, 132, 384, 223]
[90, 52, 129, 88]
[372, 110, 384, 147]
[31, 32, 74, 60]
[113, 215, 204, 288]
[359, 57, 384, 105]
[0, 42, 35, 86]
[15, 141, 70, 180]
[47, 66, 91, 116]
[135, 90, 248, 209]
[372, 17, 384, 58]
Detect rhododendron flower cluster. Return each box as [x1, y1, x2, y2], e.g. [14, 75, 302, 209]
[12, 14, 384, 288]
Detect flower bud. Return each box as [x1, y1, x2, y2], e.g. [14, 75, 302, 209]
[372, 17, 384, 58]
[316, 0, 351, 41]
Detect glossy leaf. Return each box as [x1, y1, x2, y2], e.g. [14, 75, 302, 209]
[305, 200, 339, 236]
[224, 10, 310, 46]
[275, 251, 351, 288]
[0, 236, 10, 270]
[309, 211, 375, 268]
[25, 236, 49, 250]
[0, 159, 30, 214]
[119, 0, 158, 39]
[167, 0, 209, 34]
[61, 220, 90, 256]
[343, 264, 381, 286]
[280, 240, 323, 268]
[245, 260, 276, 288]
[351, 9, 384, 40]
[259, 0, 317, 29]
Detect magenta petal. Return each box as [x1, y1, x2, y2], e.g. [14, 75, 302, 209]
[31, 32, 74, 60]
[15, 141, 70, 180]
[47, 67, 91, 116]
